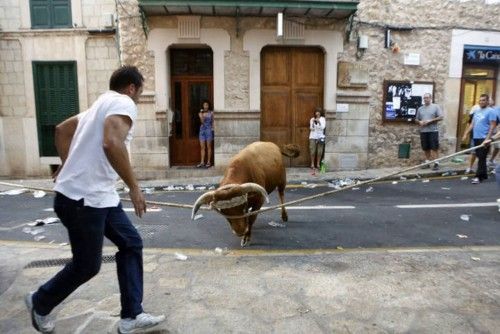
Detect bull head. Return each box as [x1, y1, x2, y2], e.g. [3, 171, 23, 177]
[191, 183, 269, 245]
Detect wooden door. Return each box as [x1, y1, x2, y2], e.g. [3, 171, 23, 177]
[261, 47, 324, 167]
[169, 48, 213, 166]
[170, 79, 212, 165]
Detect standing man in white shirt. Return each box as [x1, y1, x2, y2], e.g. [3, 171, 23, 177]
[25, 66, 165, 334]
[309, 107, 326, 175]
[416, 93, 443, 171]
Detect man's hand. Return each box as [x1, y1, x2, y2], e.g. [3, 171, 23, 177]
[52, 164, 63, 182]
[129, 186, 147, 218]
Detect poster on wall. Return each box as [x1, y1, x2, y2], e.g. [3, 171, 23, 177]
[383, 81, 434, 122]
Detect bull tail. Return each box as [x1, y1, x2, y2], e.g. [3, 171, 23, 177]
[280, 144, 300, 158]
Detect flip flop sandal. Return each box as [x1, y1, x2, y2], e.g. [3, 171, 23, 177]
[196, 163, 205, 168]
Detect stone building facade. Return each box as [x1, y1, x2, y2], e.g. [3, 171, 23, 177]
[1, 0, 499, 178]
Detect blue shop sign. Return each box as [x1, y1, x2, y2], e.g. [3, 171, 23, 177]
[464, 45, 500, 64]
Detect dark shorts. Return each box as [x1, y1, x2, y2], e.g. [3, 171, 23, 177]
[199, 127, 213, 141]
[420, 132, 439, 151]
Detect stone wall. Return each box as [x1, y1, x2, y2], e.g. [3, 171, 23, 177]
[0, 39, 28, 175]
[0, 0, 21, 31]
[81, 0, 116, 29]
[85, 36, 120, 104]
[338, 0, 500, 168]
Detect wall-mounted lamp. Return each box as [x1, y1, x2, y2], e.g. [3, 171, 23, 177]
[276, 12, 283, 37]
[384, 28, 391, 48]
[358, 35, 368, 50]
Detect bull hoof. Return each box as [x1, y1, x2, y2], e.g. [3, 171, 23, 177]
[241, 236, 251, 247]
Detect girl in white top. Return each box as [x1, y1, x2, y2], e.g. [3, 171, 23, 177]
[309, 108, 326, 174]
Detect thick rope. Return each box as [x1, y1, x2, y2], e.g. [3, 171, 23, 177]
[0, 138, 498, 217]
[218, 138, 499, 219]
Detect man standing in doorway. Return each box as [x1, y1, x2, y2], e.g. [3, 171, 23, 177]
[462, 94, 497, 184]
[25, 66, 165, 334]
[416, 93, 443, 171]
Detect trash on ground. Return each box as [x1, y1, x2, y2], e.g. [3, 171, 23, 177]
[352, 187, 360, 191]
[33, 190, 46, 198]
[193, 214, 204, 220]
[441, 187, 451, 190]
[451, 157, 465, 163]
[460, 176, 468, 181]
[214, 247, 229, 255]
[301, 181, 307, 186]
[30, 227, 45, 235]
[304, 183, 318, 188]
[123, 187, 130, 193]
[392, 181, 398, 185]
[174, 252, 188, 261]
[142, 187, 154, 194]
[365, 186, 374, 193]
[163, 185, 176, 191]
[471, 257, 480, 261]
[208, 186, 216, 190]
[268, 221, 286, 228]
[186, 184, 194, 191]
[460, 214, 470, 221]
[441, 172, 451, 176]
[59, 242, 69, 246]
[456, 234, 468, 239]
[328, 182, 341, 189]
[22, 227, 32, 234]
[48, 240, 55, 244]
[422, 179, 430, 183]
[400, 176, 407, 180]
[0, 188, 29, 195]
[34, 235, 46, 241]
[195, 186, 206, 190]
[336, 246, 344, 250]
[27, 217, 60, 226]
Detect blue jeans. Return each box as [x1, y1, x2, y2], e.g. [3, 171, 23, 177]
[33, 192, 144, 318]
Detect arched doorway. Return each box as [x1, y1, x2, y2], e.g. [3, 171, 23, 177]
[260, 46, 324, 167]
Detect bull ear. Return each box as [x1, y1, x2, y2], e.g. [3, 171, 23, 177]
[238, 183, 269, 203]
[191, 191, 215, 219]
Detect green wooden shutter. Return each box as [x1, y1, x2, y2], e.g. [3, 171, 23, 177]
[33, 61, 79, 157]
[30, 0, 71, 28]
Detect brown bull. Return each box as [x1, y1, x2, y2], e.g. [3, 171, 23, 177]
[191, 141, 300, 246]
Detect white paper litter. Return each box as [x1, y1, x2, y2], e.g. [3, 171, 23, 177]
[27, 217, 60, 226]
[34, 235, 46, 241]
[193, 214, 204, 221]
[460, 214, 470, 222]
[33, 190, 47, 198]
[365, 186, 374, 193]
[22, 227, 32, 234]
[441, 187, 451, 190]
[214, 247, 229, 255]
[186, 184, 195, 191]
[460, 176, 468, 181]
[268, 221, 286, 228]
[30, 228, 45, 235]
[195, 186, 207, 190]
[304, 183, 318, 189]
[456, 234, 468, 239]
[143, 187, 154, 194]
[0, 188, 29, 195]
[352, 187, 360, 191]
[300, 181, 307, 185]
[208, 186, 216, 190]
[471, 257, 480, 261]
[59, 242, 69, 246]
[422, 179, 430, 183]
[392, 181, 398, 185]
[174, 252, 188, 261]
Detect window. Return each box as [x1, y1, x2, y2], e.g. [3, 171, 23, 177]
[33, 61, 79, 156]
[30, 0, 72, 29]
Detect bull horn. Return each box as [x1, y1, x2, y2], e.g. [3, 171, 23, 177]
[238, 183, 269, 203]
[191, 191, 215, 219]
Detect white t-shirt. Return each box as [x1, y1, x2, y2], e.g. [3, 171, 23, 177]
[54, 91, 137, 208]
[309, 116, 326, 140]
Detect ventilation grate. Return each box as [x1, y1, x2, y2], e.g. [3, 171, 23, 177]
[178, 16, 200, 39]
[284, 20, 305, 40]
[24, 255, 116, 269]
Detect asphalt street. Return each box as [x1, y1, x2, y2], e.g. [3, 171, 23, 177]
[0, 175, 498, 250]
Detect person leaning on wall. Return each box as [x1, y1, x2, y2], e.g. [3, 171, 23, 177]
[309, 107, 326, 176]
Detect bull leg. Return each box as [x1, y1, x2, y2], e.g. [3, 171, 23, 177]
[278, 185, 288, 222]
[241, 214, 258, 247]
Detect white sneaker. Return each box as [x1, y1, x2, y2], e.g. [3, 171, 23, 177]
[464, 167, 472, 174]
[25, 292, 55, 333]
[118, 312, 165, 334]
[471, 177, 480, 184]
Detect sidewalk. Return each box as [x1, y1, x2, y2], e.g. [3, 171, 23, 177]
[0, 242, 499, 333]
[2, 156, 500, 333]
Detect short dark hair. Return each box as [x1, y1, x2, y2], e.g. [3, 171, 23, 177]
[479, 93, 489, 100]
[109, 65, 144, 91]
[201, 99, 211, 110]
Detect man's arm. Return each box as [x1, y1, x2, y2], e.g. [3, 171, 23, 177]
[103, 115, 146, 217]
[462, 121, 473, 142]
[53, 115, 79, 180]
[55, 115, 79, 163]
